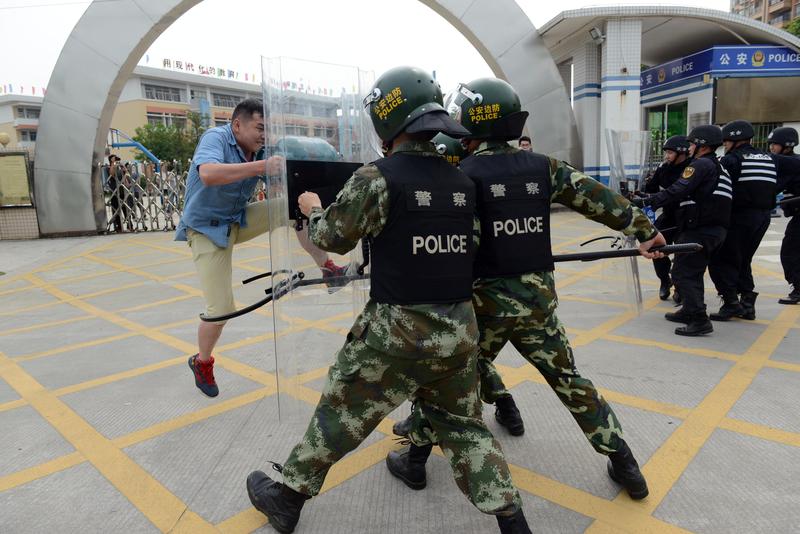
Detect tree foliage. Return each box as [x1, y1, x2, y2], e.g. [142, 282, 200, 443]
[132, 111, 208, 164]
[786, 18, 800, 39]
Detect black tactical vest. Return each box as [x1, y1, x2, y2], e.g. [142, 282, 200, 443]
[459, 151, 553, 277]
[779, 154, 800, 217]
[675, 154, 732, 231]
[725, 145, 778, 210]
[370, 153, 476, 305]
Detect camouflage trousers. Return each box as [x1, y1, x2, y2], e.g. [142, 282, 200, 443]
[478, 312, 623, 454]
[406, 310, 624, 455]
[280, 334, 522, 516]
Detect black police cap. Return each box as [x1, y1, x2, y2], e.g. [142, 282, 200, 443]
[722, 120, 754, 141]
[768, 127, 798, 148]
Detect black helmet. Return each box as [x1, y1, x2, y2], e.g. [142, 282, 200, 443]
[662, 135, 690, 154]
[445, 78, 529, 141]
[688, 125, 723, 147]
[722, 120, 754, 141]
[767, 127, 798, 148]
[432, 133, 467, 166]
[363, 66, 470, 142]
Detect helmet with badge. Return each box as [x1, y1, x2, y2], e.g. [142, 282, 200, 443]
[687, 125, 723, 148]
[721, 120, 755, 142]
[444, 78, 529, 140]
[767, 126, 798, 148]
[363, 66, 470, 142]
[432, 133, 467, 166]
[662, 135, 690, 154]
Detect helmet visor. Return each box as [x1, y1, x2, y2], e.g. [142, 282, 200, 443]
[444, 83, 483, 124]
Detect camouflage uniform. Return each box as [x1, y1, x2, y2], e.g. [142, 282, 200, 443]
[280, 141, 522, 516]
[410, 141, 658, 455]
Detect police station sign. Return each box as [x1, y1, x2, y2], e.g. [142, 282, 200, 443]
[641, 45, 800, 91]
[712, 46, 800, 72]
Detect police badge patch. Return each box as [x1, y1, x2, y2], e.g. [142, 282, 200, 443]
[682, 167, 695, 179]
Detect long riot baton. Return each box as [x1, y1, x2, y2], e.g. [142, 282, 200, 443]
[779, 195, 800, 208]
[200, 241, 702, 322]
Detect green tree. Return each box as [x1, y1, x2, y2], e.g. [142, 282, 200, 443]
[131, 111, 208, 164]
[786, 17, 800, 39]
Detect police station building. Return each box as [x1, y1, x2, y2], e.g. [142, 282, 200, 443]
[539, 6, 800, 184]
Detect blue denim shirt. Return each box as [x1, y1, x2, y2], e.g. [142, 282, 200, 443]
[175, 124, 263, 248]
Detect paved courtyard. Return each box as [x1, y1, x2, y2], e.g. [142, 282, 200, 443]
[0, 210, 798, 533]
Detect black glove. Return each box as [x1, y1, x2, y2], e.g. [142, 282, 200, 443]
[630, 196, 648, 208]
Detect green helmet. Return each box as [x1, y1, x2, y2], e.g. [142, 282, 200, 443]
[363, 66, 469, 142]
[445, 78, 529, 140]
[432, 133, 467, 166]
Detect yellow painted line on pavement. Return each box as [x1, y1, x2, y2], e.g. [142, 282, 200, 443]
[0, 284, 37, 297]
[601, 333, 740, 362]
[51, 356, 188, 397]
[0, 451, 85, 492]
[0, 398, 27, 413]
[0, 350, 215, 533]
[118, 294, 197, 314]
[559, 295, 630, 308]
[572, 296, 662, 348]
[0, 281, 147, 317]
[0, 315, 93, 338]
[765, 359, 800, 374]
[585, 305, 800, 526]
[718, 418, 800, 448]
[509, 465, 692, 534]
[13, 332, 140, 363]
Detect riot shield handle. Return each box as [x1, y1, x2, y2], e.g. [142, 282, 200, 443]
[357, 238, 371, 276]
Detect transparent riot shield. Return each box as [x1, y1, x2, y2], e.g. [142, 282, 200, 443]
[262, 56, 379, 427]
[602, 129, 652, 313]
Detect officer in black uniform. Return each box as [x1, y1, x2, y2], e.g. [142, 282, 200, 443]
[768, 126, 800, 304]
[643, 135, 691, 300]
[707, 120, 777, 321]
[634, 125, 732, 336]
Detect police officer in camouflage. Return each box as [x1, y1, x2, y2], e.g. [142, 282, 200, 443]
[643, 135, 691, 301]
[708, 120, 778, 321]
[768, 126, 800, 304]
[390, 77, 666, 501]
[635, 125, 732, 336]
[245, 66, 531, 534]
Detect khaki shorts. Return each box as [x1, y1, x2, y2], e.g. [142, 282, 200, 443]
[187, 200, 272, 322]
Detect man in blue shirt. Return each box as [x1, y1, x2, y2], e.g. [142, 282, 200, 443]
[177, 98, 344, 397]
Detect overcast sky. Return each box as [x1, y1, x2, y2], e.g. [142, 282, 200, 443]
[1, 0, 730, 94]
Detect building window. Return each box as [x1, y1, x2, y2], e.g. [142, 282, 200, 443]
[215, 119, 229, 127]
[313, 126, 336, 138]
[286, 124, 307, 136]
[143, 84, 183, 102]
[146, 112, 187, 129]
[310, 104, 336, 118]
[16, 106, 40, 119]
[212, 93, 242, 108]
[19, 129, 37, 142]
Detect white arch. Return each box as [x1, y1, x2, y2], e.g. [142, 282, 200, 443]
[34, 0, 580, 235]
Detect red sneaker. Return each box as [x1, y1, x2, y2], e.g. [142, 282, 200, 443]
[188, 354, 219, 397]
[321, 259, 348, 291]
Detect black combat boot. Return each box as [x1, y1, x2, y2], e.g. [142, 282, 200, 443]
[664, 307, 692, 324]
[495, 395, 525, 436]
[246, 469, 310, 534]
[778, 285, 800, 305]
[672, 288, 682, 304]
[496, 509, 532, 534]
[675, 313, 713, 336]
[738, 291, 758, 320]
[607, 441, 649, 500]
[709, 295, 744, 321]
[659, 278, 671, 301]
[386, 443, 433, 490]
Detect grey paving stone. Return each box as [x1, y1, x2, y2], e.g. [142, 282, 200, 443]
[56, 270, 146, 297]
[0, 317, 129, 358]
[125, 400, 384, 525]
[0, 302, 89, 332]
[612, 310, 766, 355]
[82, 282, 191, 312]
[0, 287, 58, 314]
[655, 429, 800, 533]
[727, 367, 800, 434]
[119, 295, 206, 328]
[35, 257, 107, 282]
[60, 364, 263, 440]
[0, 462, 157, 534]
[0, 406, 75, 478]
[19, 335, 184, 390]
[771, 329, 800, 365]
[577, 339, 733, 409]
[554, 299, 627, 330]
[0, 375, 20, 403]
[491, 381, 680, 500]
